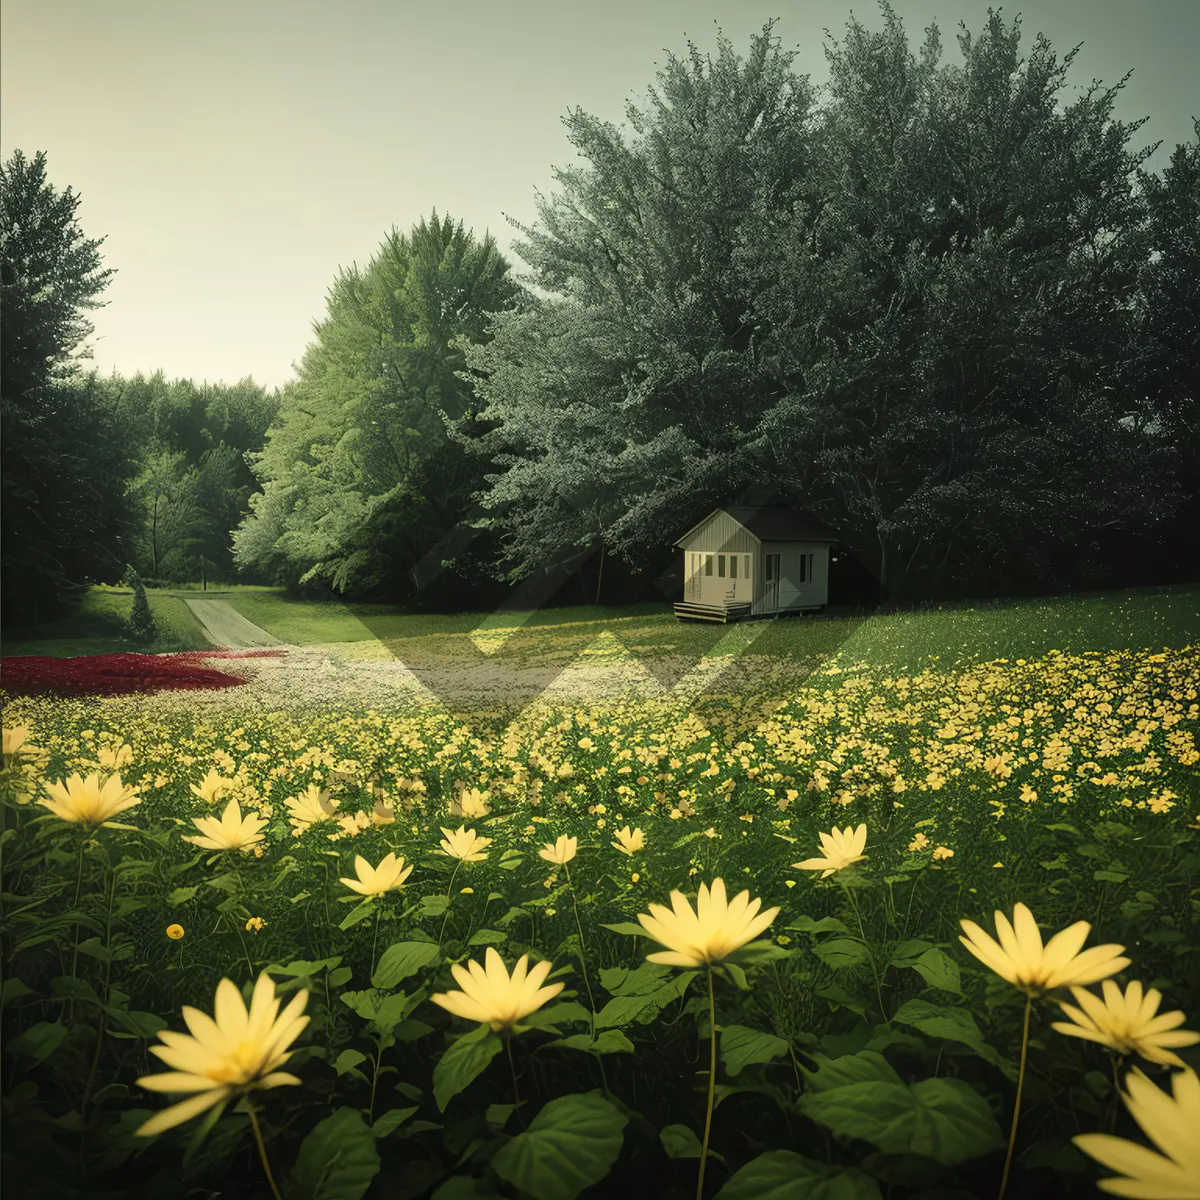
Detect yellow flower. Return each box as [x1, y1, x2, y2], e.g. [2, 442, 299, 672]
[631, 872, 640, 884]
[245, 917, 267, 934]
[453, 787, 492, 819]
[932, 846, 954, 861]
[635, 878, 780, 969]
[2, 726, 32, 757]
[189, 769, 233, 805]
[284, 783, 338, 834]
[460, 887, 474, 894]
[339, 852, 413, 897]
[611, 826, 645, 856]
[183, 797, 267, 854]
[959, 902, 1130, 996]
[908, 832, 931, 853]
[1051, 980, 1200, 1067]
[430, 947, 563, 1032]
[97, 743, 134, 772]
[166, 924, 185, 940]
[40, 772, 141, 829]
[439, 826, 492, 862]
[135, 973, 309, 1136]
[1073, 1067, 1200, 1197]
[792, 824, 868, 879]
[538, 835, 577, 866]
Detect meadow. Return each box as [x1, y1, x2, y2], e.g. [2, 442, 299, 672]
[1, 585, 1197, 1200]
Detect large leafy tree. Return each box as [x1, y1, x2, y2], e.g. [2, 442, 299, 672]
[464, 8, 1182, 602]
[0, 150, 136, 622]
[742, 5, 1176, 602]
[234, 211, 521, 598]
[461, 23, 822, 580]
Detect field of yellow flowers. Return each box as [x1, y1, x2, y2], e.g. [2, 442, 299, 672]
[1, 627, 1198, 1199]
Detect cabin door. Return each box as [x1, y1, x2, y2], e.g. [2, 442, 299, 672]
[686, 553, 701, 602]
[763, 553, 781, 610]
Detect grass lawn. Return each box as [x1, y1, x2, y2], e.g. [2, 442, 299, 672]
[1, 586, 212, 657]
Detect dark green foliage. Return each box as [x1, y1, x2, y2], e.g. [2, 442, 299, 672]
[233, 210, 523, 600]
[0, 150, 136, 623]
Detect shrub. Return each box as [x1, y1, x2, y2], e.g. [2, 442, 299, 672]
[122, 565, 157, 643]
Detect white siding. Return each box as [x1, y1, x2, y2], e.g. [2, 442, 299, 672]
[681, 511, 759, 608]
[753, 541, 830, 613]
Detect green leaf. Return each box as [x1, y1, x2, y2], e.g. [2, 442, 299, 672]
[799, 1073, 1004, 1165]
[715, 1149, 883, 1199]
[371, 1106, 418, 1137]
[887, 940, 935, 967]
[327, 966, 353, 988]
[371, 941, 441, 990]
[467, 928, 508, 945]
[339, 901, 376, 931]
[433, 1024, 503, 1112]
[334, 1049, 368, 1080]
[485, 1103, 516, 1132]
[7, 1020, 68, 1065]
[812, 938, 871, 970]
[544, 1030, 636, 1055]
[599, 962, 670, 996]
[518, 1001, 591, 1031]
[599, 921, 647, 937]
[890, 1000, 1009, 1074]
[803, 1051, 903, 1092]
[288, 1105, 381, 1200]
[786, 916, 850, 935]
[660, 1124, 724, 1163]
[166, 885, 199, 906]
[491, 1091, 627, 1200]
[908, 949, 963, 995]
[0, 977, 35, 1005]
[594, 971, 696, 1029]
[267, 957, 343, 979]
[419, 894, 450, 918]
[75, 936, 114, 963]
[721, 1025, 790, 1077]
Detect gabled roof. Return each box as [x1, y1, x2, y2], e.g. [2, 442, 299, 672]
[673, 505, 840, 547]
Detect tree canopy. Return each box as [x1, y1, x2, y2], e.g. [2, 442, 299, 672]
[233, 211, 522, 599]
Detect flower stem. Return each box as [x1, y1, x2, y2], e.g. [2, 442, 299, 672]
[845, 884, 888, 1026]
[999, 994, 1033, 1200]
[227, 912, 255, 981]
[66, 836, 88, 1024]
[246, 1100, 283, 1200]
[437, 862, 462, 948]
[506, 1034, 525, 1128]
[1108, 1052, 1122, 1134]
[696, 968, 717, 1200]
[369, 902, 382, 981]
[564, 864, 610, 1095]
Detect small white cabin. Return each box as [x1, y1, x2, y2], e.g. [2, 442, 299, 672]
[673, 506, 840, 623]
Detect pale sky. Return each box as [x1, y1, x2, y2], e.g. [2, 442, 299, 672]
[4, 0, 1197, 393]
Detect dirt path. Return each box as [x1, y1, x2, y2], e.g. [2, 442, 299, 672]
[184, 599, 285, 650]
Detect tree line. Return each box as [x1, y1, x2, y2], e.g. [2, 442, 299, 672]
[3, 5, 1197, 627]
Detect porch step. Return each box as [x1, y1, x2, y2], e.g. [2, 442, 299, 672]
[673, 601, 752, 624]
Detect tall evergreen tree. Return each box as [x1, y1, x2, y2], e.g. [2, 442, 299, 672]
[1, 151, 135, 622]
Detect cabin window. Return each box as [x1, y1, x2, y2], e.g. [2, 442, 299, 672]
[800, 554, 806, 583]
[730, 555, 737, 579]
[744, 555, 750, 579]
[765, 556, 773, 581]
[704, 555, 713, 576]
[718, 555, 725, 577]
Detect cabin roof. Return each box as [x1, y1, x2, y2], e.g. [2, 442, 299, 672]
[673, 506, 840, 547]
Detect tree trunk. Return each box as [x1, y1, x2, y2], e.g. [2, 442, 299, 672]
[594, 541, 605, 605]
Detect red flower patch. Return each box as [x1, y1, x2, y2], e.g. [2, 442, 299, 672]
[0, 649, 287, 698]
